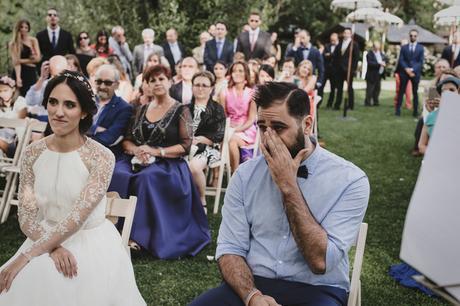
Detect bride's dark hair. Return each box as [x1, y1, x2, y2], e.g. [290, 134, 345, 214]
[42, 70, 97, 134]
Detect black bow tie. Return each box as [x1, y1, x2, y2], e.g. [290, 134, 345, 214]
[297, 165, 309, 179]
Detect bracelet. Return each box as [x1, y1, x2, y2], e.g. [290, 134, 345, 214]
[160, 148, 166, 157]
[244, 288, 262, 306]
[21, 252, 32, 262]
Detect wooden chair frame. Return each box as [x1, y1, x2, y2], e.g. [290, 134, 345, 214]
[348, 222, 368, 306]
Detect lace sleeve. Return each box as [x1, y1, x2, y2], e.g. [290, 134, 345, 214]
[177, 105, 193, 154]
[22, 140, 115, 259]
[17, 141, 47, 241]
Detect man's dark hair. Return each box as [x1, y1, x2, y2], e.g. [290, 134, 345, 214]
[253, 82, 310, 120]
[215, 21, 227, 30]
[410, 29, 419, 34]
[42, 70, 97, 134]
[283, 57, 295, 65]
[343, 27, 352, 32]
[259, 64, 275, 79]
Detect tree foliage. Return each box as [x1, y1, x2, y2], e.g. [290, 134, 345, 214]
[0, 0, 441, 74]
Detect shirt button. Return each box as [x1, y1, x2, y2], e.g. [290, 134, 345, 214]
[283, 235, 287, 239]
[278, 260, 283, 264]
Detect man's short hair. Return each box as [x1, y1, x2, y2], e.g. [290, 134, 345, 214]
[410, 29, 418, 34]
[215, 21, 227, 29]
[249, 12, 261, 17]
[299, 29, 310, 36]
[95, 64, 120, 82]
[253, 82, 310, 120]
[283, 57, 295, 65]
[112, 26, 124, 35]
[343, 27, 352, 32]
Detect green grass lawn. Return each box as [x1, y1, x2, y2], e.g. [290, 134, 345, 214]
[0, 90, 447, 306]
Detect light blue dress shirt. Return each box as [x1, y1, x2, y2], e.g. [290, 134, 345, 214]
[216, 144, 370, 291]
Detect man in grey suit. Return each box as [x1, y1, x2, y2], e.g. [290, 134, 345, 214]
[236, 12, 271, 60]
[133, 28, 164, 77]
[109, 26, 133, 78]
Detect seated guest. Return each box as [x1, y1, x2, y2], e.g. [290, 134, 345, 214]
[89, 64, 132, 158]
[170, 57, 199, 104]
[188, 71, 226, 211]
[257, 64, 274, 85]
[212, 61, 228, 103]
[0, 76, 27, 156]
[107, 55, 134, 102]
[108, 65, 210, 259]
[190, 82, 370, 306]
[277, 57, 297, 84]
[91, 30, 113, 58]
[297, 59, 317, 116]
[219, 61, 257, 173]
[25, 55, 67, 121]
[86, 57, 108, 90]
[65, 54, 82, 73]
[75, 31, 97, 77]
[248, 58, 261, 86]
[418, 76, 460, 154]
[133, 53, 168, 94]
[262, 54, 277, 69]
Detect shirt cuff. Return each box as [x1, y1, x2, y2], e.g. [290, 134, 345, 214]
[325, 238, 344, 273]
[216, 244, 247, 260]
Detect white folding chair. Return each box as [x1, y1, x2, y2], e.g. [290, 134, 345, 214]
[311, 90, 321, 140]
[251, 127, 261, 158]
[105, 192, 137, 257]
[348, 222, 369, 306]
[205, 118, 232, 214]
[0, 120, 47, 223]
[0, 118, 30, 220]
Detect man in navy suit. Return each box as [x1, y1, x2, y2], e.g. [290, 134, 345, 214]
[396, 29, 424, 117]
[236, 12, 272, 60]
[162, 28, 186, 76]
[36, 8, 75, 69]
[441, 32, 460, 68]
[319, 33, 339, 107]
[365, 41, 387, 106]
[204, 22, 234, 71]
[285, 29, 325, 89]
[90, 64, 132, 158]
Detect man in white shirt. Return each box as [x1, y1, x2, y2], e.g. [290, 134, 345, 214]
[441, 32, 460, 68]
[163, 28, 186, 76]
[236, 12, 271, 60]
[36, 8, 75, 68]
[133, 28, 165, 76]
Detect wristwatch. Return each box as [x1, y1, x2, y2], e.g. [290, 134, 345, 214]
[160, 148, 166, 157]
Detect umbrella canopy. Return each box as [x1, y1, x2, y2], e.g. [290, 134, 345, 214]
[387, 22, 447, 44]
[435, 16, 459, 26]
[434, 5, 460, 19]
[346, 7, 403, 25]
[331, 0, 382, 10]
[437, 0, 460, 5]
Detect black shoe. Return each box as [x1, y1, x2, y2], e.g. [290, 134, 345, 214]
[373, 103, 379, 106]
[364, 103, 371, 107]
[333, 106, 340, 110]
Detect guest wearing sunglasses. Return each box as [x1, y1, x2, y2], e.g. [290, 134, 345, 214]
[36, 8, 75, 70]
[75, 31, 97, 77]
[89, 64, 132, 159]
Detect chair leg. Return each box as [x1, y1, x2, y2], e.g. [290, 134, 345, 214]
[0, 172, 14, 224]
[213, 162, 225, 214]
[357, 279, 361, 306]
[1, 173, 18, 223]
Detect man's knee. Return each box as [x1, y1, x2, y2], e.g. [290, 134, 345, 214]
[188, 282, 243, 306]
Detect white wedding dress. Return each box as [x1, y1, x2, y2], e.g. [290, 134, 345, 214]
[0, 138, 146, 306]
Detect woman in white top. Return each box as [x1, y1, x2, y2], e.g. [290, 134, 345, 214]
[0, 76, 27, 155]
[0, 70, 145, 306]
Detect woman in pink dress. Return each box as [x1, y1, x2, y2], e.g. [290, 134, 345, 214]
[219, 61, 257, 173]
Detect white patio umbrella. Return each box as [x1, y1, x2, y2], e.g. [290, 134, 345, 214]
[437, 0, 460, 5]
[434, 5, 460, 19]
[345, 7, 403, 25]
[434, 6, 460, 45]
[331, 0, 382, 117]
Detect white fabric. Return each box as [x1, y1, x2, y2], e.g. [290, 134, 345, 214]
[181, 82, 193, 105]
[341, 39, 351, 54]
[47, 26, 60, 44]
[0, 138, 146, 306]
[375, 51, 384, 74]
[453, 44, 460, 59]
[169, 42, 181, 64]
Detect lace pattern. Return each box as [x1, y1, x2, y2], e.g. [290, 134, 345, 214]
[18, 138, 115, 258]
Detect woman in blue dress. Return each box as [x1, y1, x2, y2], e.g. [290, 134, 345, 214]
[109, 64, 210, 259]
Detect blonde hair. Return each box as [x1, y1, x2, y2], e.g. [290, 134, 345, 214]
[86, 57, 108, 77]
[297, 59, 313, 78]
[9, 19, 30, 65]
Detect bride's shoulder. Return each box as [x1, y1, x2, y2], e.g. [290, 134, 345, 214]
[24, 137, 47, 157]
[81, 138, 115, 164]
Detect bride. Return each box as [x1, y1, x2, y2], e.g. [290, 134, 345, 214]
[0, 70, 146, 305]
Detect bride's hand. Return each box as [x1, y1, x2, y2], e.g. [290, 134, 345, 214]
[49, 247, 78, 279]
[0, 253, 29, 294]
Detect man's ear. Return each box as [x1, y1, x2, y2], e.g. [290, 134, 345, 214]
[302, 115, 313, 135]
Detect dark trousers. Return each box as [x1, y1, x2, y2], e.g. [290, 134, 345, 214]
[188, 276, 347, 306]
[396, 74, 419, 116]
[318, 69, 338, 107]
[413, 117, 424, 150]
[334, 70, 354, 110]
[364, 77, 381, 106]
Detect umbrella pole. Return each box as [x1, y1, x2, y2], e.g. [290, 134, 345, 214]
[344, 21, 355, 118]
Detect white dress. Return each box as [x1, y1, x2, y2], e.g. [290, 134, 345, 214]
[0, 138, 146, 306]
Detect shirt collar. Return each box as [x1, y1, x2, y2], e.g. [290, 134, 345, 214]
[249, 28, 260, 36]
[300, 137, 321, 176]
[47, 26, 60, 33]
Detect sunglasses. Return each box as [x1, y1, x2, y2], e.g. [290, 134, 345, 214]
[95, 79, 115, 86]
[193, 83, 212, 89]
[410, 35, 417, 38]
[79, 36, 89, 41]
[47, 13, 58, 17]
[249, 19, 260, 22]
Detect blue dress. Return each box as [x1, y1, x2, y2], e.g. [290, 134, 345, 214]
[109, 102, 210, 259]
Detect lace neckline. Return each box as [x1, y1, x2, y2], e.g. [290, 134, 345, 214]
[44, 136, 89, 154]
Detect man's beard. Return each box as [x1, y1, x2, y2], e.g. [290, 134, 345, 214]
[287, 126, 306, 158]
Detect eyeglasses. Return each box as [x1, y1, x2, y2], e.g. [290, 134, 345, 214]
[47, 13, 58, 17]
[193, 83, 212, 89]
[95, 79, 115, 86]
[79, 36, 89, 41]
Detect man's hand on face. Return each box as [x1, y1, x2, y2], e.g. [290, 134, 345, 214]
[259, 127, 309, 193]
